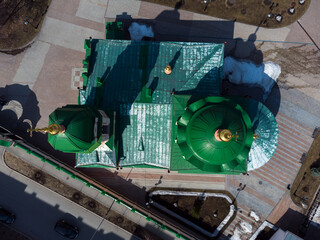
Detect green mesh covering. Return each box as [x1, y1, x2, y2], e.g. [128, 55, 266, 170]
[230, 97, 278, 171]
[0, 139, 11, 147]
[77, 39, 224, 168]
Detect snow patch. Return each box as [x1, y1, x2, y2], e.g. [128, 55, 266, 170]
[231, 229, 242, 240]
[2, 100, 23, 119]
[223, 57, 281, 101]
[250, 211, 260, 222]
[128, 22, 154, 41]
[231, 221, 252, 240]
[240, 221, 253, 233]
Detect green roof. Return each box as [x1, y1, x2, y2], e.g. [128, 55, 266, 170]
[119, 103, 171, 168]
[229, 96, 279, 171]
[80, 40, 224, 107]
[48, 105, 102, 153]
[77, 39, 224, 168]
[174, 96, 253, 174]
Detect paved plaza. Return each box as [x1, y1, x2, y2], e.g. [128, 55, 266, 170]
[0, 0, 320, 239]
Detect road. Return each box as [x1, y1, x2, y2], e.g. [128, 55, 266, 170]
[0, 0, 320, 239]
[0, 147, 138, 240]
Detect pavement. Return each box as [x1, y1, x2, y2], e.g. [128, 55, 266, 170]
[0, 146, 143, 240]
[0, 143, 177, 240]
[0, 0, 320, 239]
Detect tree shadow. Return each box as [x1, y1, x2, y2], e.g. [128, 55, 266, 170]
[0, 84, 40, 133]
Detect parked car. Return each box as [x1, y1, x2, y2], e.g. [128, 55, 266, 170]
[0, 207, 15, 224]
[54, 220, 79, 239]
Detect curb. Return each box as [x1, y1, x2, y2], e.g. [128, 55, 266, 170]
[2, 151, 138, 239]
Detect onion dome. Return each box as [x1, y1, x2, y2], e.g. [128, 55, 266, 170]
[176, 97, 253, 174]
[48, 105, 105, 153]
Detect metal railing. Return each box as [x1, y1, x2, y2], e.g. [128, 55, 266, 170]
[0, 126, 192, 240]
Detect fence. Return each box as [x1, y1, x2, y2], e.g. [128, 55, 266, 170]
[0, 128, 191, 240]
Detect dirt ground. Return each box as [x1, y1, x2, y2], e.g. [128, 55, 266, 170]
[0, 0, 50, 51]
[291, 131, 320, 211]
[150, 189, 235, 234]
[143, 0, 310, 28]
[4, 152, 162, 240]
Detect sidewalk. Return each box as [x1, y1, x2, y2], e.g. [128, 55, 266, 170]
[3, 143, 178, 239]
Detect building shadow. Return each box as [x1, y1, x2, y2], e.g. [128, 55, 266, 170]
[274, 208, 320, 240]
[85, 37, 160, 162]
[0, 4, 283, 239]
[0, 85, 79, 165]
[222, 75, 281, 117]
[115, 5, 281, 116]
[0, 171, 130, 240]
[0, 84, 41, 133]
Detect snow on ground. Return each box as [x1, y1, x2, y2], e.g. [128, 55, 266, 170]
[231, 221, 252, 240]
[311, 204, 320, 228]
[128, 22, 154, 41]
[250, 211, 260, 222]
[223, 57, 281, 101]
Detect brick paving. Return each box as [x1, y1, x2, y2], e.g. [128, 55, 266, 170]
[223, 113, 314, 237]
[267, 191, 303, 225]
[224, 203, 260, 238]
[1, 0, 320, 239]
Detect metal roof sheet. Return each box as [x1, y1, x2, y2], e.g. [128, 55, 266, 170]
[119, 103, 171, 168]
[77, 39, 224, 168]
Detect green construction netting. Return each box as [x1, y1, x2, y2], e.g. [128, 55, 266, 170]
[0, 139, 11, 147]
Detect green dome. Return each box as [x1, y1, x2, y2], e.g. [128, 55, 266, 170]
[176, 97, 253, 173]
[48, 105, 102, 153]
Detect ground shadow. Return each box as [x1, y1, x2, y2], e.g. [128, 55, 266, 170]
[274, 208, 320, 240]
[222, 78, 281, 117]
[79, 7, 280, 238]
[115, 5, 281, 115]
[0, 171, 130, 240]
[0, 84, 40, 132]
[0, 84, 76, 165]
[0, 5, 282, 240]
